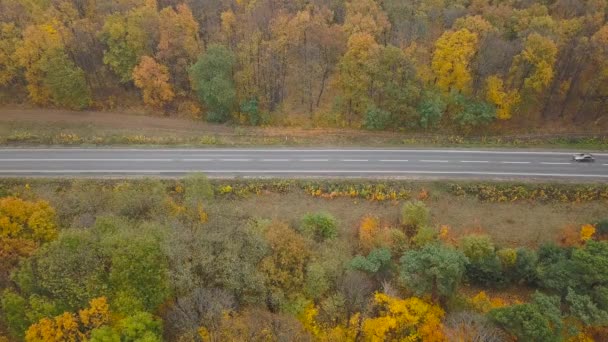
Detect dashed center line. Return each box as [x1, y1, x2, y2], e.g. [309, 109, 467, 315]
[460, 160, 489, 163]
[219, 159, 251, 162]
[261, 159, 290, 162]
[380, 159, 408, 162]
[300, 159, 329, 162]
[501, 161, 530, 164]
[342, 159, 369, 162]
[183, 158, 213, 162]
[540, 162, 572, 165]
[420, 160, 449, 163]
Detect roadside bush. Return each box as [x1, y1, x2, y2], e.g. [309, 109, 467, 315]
[299, 212, 338, 242]
[184, 173, 214, 205]
[111, 180, 166, 220]
[400, 201, 430, 230]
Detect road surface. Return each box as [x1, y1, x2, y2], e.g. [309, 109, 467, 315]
[0, 148, 607, 179]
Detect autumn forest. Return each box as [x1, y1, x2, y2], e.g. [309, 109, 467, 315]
[1, 0, 607, 132]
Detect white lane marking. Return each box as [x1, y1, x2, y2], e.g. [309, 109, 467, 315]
[460, 160, 489, 163]
[219, 159, 251, 162]
[380, 159, 408, 162]
[182, 159, 213, 162]
[501, 161, 531, 164]
[420, 160, 449, 163]
[261, 159, 290, 162]
[1, 170, 607, 178]
[0, 158, 173, 162]
[300, 159, 329, 162]
[2, 148, 607, 156]
[604, 164, 608, 166]
[540, 162, 572, 165]
[342, 159, 368, 162]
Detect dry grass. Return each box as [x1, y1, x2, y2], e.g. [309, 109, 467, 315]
[1, 107, 607, 148]
[223, 191, 606, 247]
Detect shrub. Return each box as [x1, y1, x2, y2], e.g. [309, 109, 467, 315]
[411, 226, 437, 248]
[240, 98, 268, 126]
[363, 106, 392, 130]
[465, 254, 505, 287]
[111, 180, 165, 220]
[300, 212, 338, 242]
[184, 173, 214, 205]
[350, 248, 392, 276]
[400, 201, 430, 230]
[459, 235, 495, 262]
[507, 248, 538, 285]
[595, 219, 608, 239]
[497, 248, 517, 268]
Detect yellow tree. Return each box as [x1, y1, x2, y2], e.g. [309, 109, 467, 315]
[453, 15, 496, 36]
[431, 29, 479, 94]
[14, 23, 64, 104]
[0, 197, 57, 242]
[78, 297, 111, 331]
[344, 0, 391, 41]
[25, 313, 81, 342]
[157, 3, 200, 90]
[259, 221, 311, 296]
[509, 33, 557, 94]
[0, 23, 20, 86]
[486, 75, 520, 120]
[361, 293, 446, 341]
[132, 56, 175, 109]
[25, 297, 111, 342]
[338, 32, 380, 125]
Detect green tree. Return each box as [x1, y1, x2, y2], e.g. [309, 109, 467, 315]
[41, 51, 91, 109]
[417, 89, 446, 129]
[350, 247, 392, 276]
[100, 3, 159, 83]
[566, 288, 608, 326]
[490, 292, 563, 342]
[115, 312, 162, 342]
[1, 290, 28, 339]
[399, 244, 468, 301]
[304, 263, 330, 300]
[450, 93, 496, 133]
[363, 105, 391, 130]
[190, 44, 236, 123]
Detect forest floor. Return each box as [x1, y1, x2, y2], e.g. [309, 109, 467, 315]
[1, 107, 607, 149]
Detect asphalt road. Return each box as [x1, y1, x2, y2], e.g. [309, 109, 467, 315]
[0, 148, 607, 179]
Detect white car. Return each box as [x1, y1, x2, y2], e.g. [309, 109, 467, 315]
[572, 153, 595, 162]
